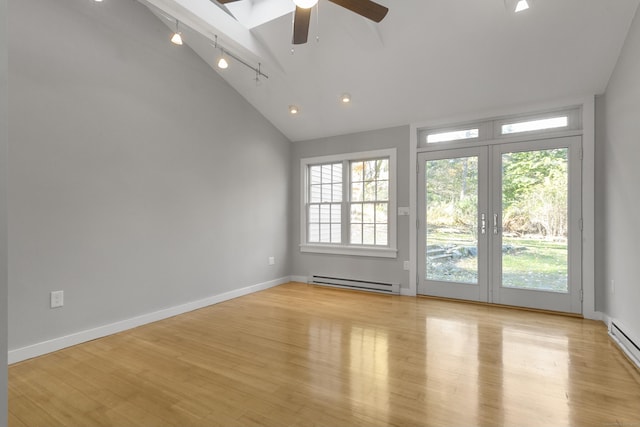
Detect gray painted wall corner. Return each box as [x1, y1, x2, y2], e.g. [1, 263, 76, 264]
[600, 4, 640, 341]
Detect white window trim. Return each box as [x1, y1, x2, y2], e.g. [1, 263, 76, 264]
[300, 148, 398, 258]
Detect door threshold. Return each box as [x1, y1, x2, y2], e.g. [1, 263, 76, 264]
[417, 294, 583, 318]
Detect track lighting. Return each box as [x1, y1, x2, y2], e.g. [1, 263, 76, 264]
[217, 50, 229, 69]
[171, 20, 183, 45]
[293, 0, 318, 9]
[515, 0, 529, 12]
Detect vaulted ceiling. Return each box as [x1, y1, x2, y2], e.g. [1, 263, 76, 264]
[143, 0, 640, 141]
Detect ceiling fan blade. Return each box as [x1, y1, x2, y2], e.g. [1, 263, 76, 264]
[329, 0, 388, 22]
[292, 6, 312, 45]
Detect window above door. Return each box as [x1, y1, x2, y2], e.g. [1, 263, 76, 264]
[419, 108, 582, 148]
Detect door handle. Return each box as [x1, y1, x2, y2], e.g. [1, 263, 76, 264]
[480, 213, 486, 235]
[493, 213, 499, 235]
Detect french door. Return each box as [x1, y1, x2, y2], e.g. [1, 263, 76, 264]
[417, 136, 582, 314]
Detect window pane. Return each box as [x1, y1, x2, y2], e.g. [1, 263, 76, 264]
[321, 164, 332, 183]
[501, 116, 568, 135]
[375, 203, 388, 224]
[427, 128, 479, 143]
[332, 164, 343, 183]
[320, 204, 330, 222]
[310, 166, 322, 185]
[376, 224, 388, 246]
[321, 184, 332, 202]
[376, 180, 389, 201]
[363, 224, 375, 245]
[351, 161, 364, 182]
[350, 224, 362, 245]
[351, 203, 363, 223]
[351, 182, 363, 202]
[310, 185, 321, 203]
[309, 223, 320, 242]
[377, 159, 389, 180]
[321, 224, 332, 243]
[364, 182, 376, 201]
[363, 203, 375, 224]
[364, 160, 376, 180]
[331, 204, 341, 222]
[331, 224, 341, 243]
[309, 205, 320, 222]
[332, 184, 342, 202]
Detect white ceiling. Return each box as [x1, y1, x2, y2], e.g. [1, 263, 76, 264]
[144, 0, 640, 141]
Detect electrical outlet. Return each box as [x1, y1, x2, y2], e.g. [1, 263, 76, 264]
[268, 256, 275, 266]
[403, 261, 410, 271]
[50, 290, 64, 308]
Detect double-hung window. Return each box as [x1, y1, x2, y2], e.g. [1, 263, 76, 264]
[300, 148, 397, 258]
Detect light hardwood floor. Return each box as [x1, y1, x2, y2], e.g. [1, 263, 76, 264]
[9, 282, 640, 426]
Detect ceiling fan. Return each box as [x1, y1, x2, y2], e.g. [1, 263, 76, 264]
[217, 0, 389, 44]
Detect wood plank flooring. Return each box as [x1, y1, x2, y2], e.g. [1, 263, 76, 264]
[9, 282, 640, 426]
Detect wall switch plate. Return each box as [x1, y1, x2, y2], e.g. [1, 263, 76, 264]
[398, 207, 410, 216]
[403, 261, 410, 270]
[50, 290, 64, 308]
[268, 256, 275, 265]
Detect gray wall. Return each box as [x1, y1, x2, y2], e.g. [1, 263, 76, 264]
[0, 0, 7, 420]
[594, 94, 607, 313]
[290, 126, 411, 290]
[8, 0, 290, 350]
[598, 5, 640, 339]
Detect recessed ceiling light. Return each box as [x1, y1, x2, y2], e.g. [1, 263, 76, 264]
[340, 93, 351, 104]
[289, 105, 299, 115]
[515, 0, 529, 13]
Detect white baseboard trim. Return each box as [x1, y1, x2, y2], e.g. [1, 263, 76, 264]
[290, 275, 308, 283]
[8, 276, 291, 365]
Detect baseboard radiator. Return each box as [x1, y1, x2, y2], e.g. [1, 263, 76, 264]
[309, 275, 400, 295]
[610, 321, 640, 368]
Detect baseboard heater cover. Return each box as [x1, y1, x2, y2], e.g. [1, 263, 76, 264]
[309, 275, 400, 295]
[610, 321, 640, 369]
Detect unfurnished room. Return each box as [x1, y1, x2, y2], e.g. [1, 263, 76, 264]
[0, 0, 640, 425]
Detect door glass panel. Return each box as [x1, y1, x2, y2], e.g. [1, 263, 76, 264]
[425, 156, 479, 284]
[501, 148, 569, 293]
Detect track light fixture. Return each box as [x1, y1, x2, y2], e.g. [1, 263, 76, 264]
[217, 49, 229, 69]
[171, 20, 183, 45]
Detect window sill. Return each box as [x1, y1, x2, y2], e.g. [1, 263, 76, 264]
[300, 244, 398, 258]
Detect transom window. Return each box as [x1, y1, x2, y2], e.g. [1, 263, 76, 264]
[419, 108, 581, 147]
[300, 149, 397, 258]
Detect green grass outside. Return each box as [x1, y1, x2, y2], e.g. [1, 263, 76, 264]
[426, 231, 568, 292]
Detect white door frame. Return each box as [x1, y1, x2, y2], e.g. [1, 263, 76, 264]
[408, 97, 598, 319]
